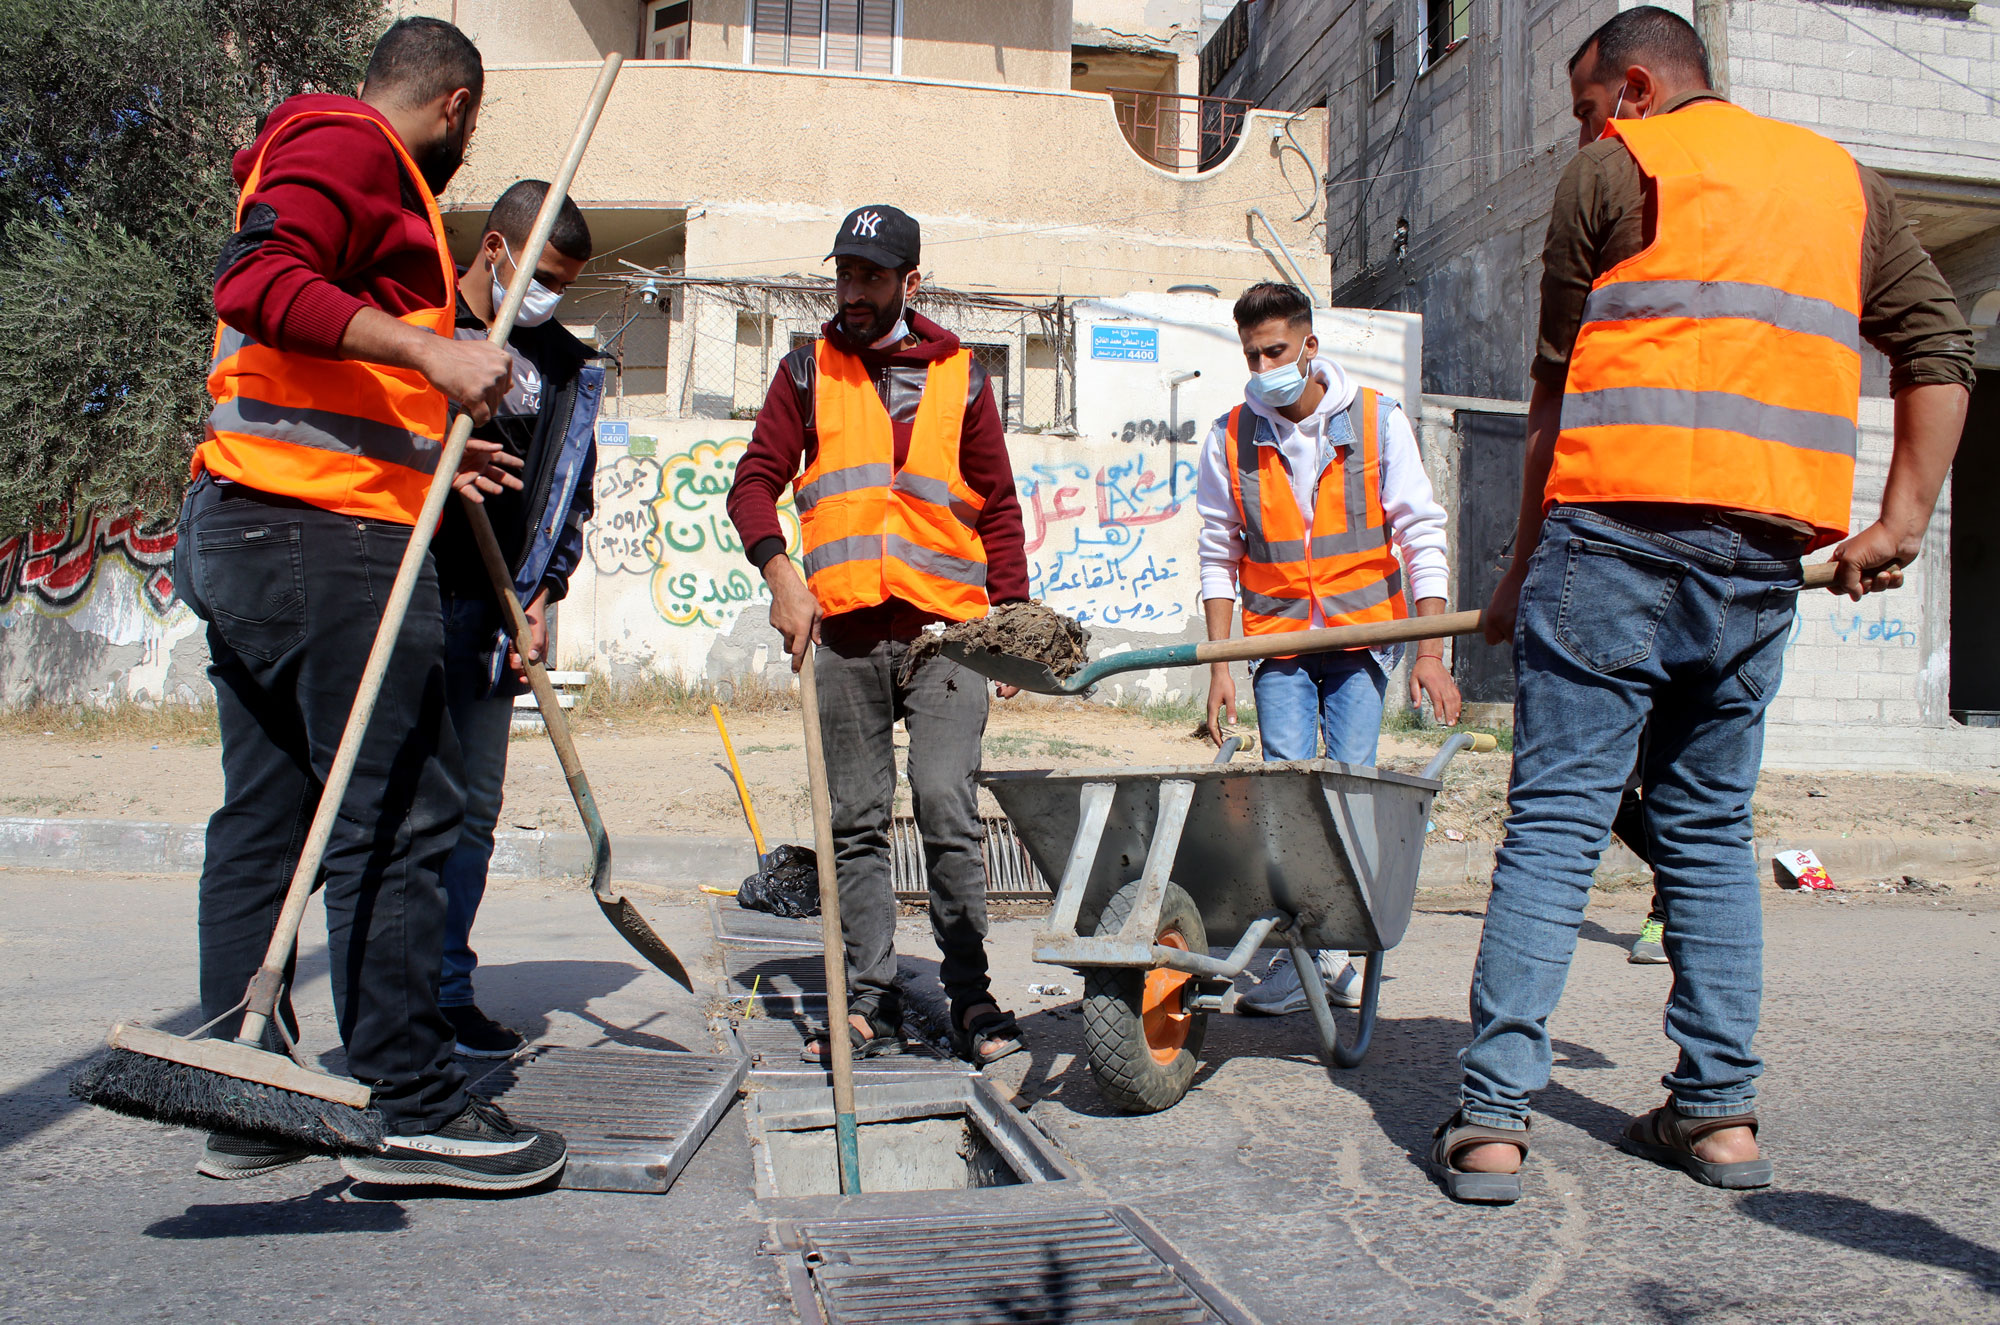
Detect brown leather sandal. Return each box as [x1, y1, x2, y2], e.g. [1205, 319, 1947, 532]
[1428, 1111, 1529, 1204]
[1619, 1098, 1772, 1189]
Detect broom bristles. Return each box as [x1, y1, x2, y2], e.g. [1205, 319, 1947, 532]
[70, 1048, 387, 1156]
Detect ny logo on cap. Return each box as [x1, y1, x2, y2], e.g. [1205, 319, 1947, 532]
[851, 210, 882, 237]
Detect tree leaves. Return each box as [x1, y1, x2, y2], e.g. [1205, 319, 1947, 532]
[0, 0, 383, 528]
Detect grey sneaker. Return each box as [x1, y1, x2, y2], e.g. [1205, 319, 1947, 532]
[1629, 917, 1669, 965]
[1238, 950, 1363, 1014]
[198, 1131, 319, 1180]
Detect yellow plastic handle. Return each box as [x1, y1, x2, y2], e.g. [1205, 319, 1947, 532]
[1470, 733, 1499, 753]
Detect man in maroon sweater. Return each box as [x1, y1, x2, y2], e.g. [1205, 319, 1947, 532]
[728, 206, 1030, 1065]
[179, 18, 564, 1192]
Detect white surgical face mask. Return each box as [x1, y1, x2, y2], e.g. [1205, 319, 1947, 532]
[492, 239, 562, 327]
[1247, 345, 1312, 408]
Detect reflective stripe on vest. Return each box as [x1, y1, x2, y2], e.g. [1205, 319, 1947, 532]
[193, 106, 455, 524]
[794, 339, 989, 620]
[1226, 389, 1408, 639]
[1549, 102, 1865, 550]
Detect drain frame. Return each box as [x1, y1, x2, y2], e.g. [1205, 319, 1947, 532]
[746, 1075, 1078, 1201]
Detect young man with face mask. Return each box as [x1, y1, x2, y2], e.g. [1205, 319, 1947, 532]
[727, 205, 1032, 1067]
[1197, 281, 1459, 1016]
[426, 182, 602, 1057]
[181, 18, 568, 1192]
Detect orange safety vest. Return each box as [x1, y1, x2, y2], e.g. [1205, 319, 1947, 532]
[1224, 388, 1408, 638]
[1548, 101, 1866, 550]
[193, 108, 456, 524]
[794, 339, 989, 620]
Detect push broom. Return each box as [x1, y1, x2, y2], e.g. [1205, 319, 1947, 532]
[70, 53, 626, 1155]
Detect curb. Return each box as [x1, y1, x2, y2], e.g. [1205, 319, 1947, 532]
[0, 817, 1989, 890]
[0, 817, 756, 887]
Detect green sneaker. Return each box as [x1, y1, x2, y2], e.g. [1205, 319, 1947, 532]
[1629, 917, 1668, 965]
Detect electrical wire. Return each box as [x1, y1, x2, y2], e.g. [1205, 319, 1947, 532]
[1800, 0, 1998, 111]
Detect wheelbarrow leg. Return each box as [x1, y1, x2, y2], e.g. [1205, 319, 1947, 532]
[1292, 938, 1385, 1069]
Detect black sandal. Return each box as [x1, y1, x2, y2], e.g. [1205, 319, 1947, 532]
[951, 1003, 1024, 1065]
[1428, 1111, 1529, 1205]
[799, 1011, 906, 1062]
[1619, 1098, 1771, 1189]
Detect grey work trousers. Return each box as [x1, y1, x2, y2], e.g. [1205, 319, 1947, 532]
[813, 638, 992, 1026]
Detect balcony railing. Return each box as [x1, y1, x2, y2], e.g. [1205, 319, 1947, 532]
[1108, 88, 1253, 175]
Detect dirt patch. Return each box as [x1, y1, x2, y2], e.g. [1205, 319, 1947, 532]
[905, 601, 1091, 683]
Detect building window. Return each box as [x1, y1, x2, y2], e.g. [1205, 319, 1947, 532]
[752, 0, 896, 73]
[1422, 0, 1470, 71]
[965, 343, 1011, 424]
[1373, 27, 1395, 96]
[644, 1, 690, 60]
[1200, 1, 1251, 96]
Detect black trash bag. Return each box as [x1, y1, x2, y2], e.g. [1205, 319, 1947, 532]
[736, 843, 820, 919]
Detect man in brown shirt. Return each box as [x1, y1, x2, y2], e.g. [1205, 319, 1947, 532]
[1431, 6, 1973, 1206]
[1535, 98, 1976, 403]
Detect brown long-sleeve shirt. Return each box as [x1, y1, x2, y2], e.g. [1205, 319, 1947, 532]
[1532, 92, 1976, 395]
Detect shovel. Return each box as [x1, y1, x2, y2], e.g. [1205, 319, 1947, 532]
[460, 496, 691, 990]
[944, 562, 1846, 697]
[942, 609, 1484, 696]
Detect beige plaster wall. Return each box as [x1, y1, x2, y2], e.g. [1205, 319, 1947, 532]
[449, 61, 1328, 298]
[420, 0, 1075, 88]
[392, 0, 638, 64]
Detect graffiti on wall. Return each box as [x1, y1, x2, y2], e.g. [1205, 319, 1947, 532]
[586, 437, 798, 630]
[1019, 452, 1197, 629]
[0, 509, 178, 618]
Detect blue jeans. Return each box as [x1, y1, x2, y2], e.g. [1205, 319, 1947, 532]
[1460, 504, 1805, 1131]
[1252, 649, 1387, 764]
[438, 596, 516, 1009]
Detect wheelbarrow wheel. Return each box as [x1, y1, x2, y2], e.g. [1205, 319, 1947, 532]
[1082, 879, 1208, 1114]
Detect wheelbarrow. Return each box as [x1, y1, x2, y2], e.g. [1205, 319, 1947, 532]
[981, 733, 1493, 1114]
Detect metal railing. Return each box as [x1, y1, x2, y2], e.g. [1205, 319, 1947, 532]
[1108, 88, 1253, 175]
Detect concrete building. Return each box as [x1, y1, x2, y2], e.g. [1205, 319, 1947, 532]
[1202, 0, 2000, 769]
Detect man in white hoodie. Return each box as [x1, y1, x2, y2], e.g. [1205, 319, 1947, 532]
[1199, 282, 1461, 1014]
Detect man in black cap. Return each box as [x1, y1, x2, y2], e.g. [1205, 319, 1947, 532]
[728, 206, 1032, 1065]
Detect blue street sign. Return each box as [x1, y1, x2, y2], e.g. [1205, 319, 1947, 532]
[1090, 326, 1159, 362]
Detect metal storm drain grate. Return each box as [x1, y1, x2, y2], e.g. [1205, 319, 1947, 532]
[710, 898, 823, 950]
[891, 815, 1048, 901]
[773, 1205, 1251, 1325]
[471, 1046, 747, 1193]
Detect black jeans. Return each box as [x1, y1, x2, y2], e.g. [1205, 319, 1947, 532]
[175, 477, 467, 1133]
[814, 638, 993, 1026]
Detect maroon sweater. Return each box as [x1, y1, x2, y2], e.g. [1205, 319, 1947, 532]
[212, 94, 448, 354]
[728, 315, 1029, 647]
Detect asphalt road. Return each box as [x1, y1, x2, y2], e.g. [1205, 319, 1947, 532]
[4, 870, 1995, 1323]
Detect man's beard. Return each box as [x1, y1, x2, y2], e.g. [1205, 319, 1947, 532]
[843, 292, 904, 346]
[415, 117, 468, 196]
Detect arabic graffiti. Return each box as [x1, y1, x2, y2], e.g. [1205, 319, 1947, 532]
[586, 437, 798, 629]
[1019, 451, 1197, 629]
[0, 508, 178, 617]
[1118, 418, 1199, 445]
[1829, 608, 1916, 646]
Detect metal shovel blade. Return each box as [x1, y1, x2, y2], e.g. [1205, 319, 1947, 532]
[596, 890, 693, 990]
[938, 640, 1074, 695]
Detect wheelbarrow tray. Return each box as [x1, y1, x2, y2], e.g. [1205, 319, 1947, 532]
[981, 758, 1440, 963]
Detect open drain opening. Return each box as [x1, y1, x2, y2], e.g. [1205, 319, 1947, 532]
[748, 1077, 1075, 1200]
[765, 1115, 1021, 1197]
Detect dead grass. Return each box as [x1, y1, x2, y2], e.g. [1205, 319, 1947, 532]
[0, 699, 219, 745]
[566, 668, 799, 730]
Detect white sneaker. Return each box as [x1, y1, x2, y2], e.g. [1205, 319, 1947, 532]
[1238, 950, 1363, 1014]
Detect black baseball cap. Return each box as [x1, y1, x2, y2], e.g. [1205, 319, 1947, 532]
[827, 204, 920, 270]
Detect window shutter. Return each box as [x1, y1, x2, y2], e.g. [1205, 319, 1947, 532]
[751, 0, 791, 65]
[786, 0, 823, 69]
[826, 0, 859, 71]
[858, 0, 893, 73]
